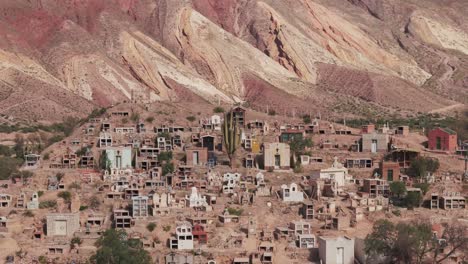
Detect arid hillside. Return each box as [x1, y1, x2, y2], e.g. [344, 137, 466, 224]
[0, 0, 466, 122]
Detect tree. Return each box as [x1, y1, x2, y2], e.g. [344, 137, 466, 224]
[91, 229, 151, 264]
[408, 157, 440, 178]
[390, 181, 407, 198]
[158, 151, 174, 176]
[366, 220, 441, 264]
[405, 191, 422, 209]
[289, 137, 313, 156]
[413, 183, 430, 195]
[365, 220, 396, 258]
[0, 157, 21, 180]
[63, 117, 79, 136]
[162, 162, 174, 176]
[13, 135, 25, 160]
[432, 222, 468, 263]
[0, 145, 12, 156]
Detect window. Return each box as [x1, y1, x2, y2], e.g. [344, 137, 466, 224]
[387, 169, 394, 181]
[274, 154, 281, 168]
[436, 137, 441, 150]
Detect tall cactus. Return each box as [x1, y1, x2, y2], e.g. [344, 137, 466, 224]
[222, 110, 241, 167]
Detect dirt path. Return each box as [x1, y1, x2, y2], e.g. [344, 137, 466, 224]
[429, 103, 465, 114]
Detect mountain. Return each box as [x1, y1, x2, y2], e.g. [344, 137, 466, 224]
[0, 0, 466, 122]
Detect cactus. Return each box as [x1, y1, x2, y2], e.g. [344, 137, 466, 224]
[222, 110, 241, 167]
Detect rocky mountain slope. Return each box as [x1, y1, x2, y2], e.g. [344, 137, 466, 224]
[0, 0, 466, 122]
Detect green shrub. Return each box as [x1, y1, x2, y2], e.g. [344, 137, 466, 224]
[163, 225, 171, 232]
[158, 151, 173, 162]
[213, 106, 225, 113]
[186, 116, 196, 122]
[56, 172, 64, 182]
[79, 205, 88, 211]
[89, 196, 101, 209]
[69, 182, 81, 190]
[0, 145, 12, 156]
[58, 191, 72, 202]
[39, 200, 57, 209]
[404, 192, 422, 209]
[75, 146, 89, 156]
[162, 163, 174, 176]
[131, 112, 140, 122]
[146, 222, 157, 232]
[48, 134, 64, 145]
[38, 256, 47, 264]
[145, 117, 155, 123]
[227, 207, 243, 216]
[413, 183, 430, 195]
[70, 237, 82, 249]
[23, 210, 34, 217]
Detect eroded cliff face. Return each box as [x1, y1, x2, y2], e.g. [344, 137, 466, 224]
[0, 0, 466, 121]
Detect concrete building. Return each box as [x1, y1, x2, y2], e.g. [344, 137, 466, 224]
[380, 161, 400, 182]
[98, 133, 112, 147]
[311, 157, 349, 189]
[25, 154, 40, 168]
[170, 222, 194, 250]
[185, 147, 208, 167]
[185, 187, 208, 208]
[279, 130, 305, 143]
[345, 158, 372, 169]
[298, 234, 315, 248]
[395, 126, 409, 136]
[361, 132, 389, 153]
[318, 236, 355, 264]
[27, 192, 39, 210]
[0, 194, 12, 208]
[223, 173, 240, 194]
[440, 195, 466, 209]
[428, 127, 458, 152]
[113, 209, 133, 228]
[361, 124, 375, 134]
[264, 143, 290, 171]
[231, 106, 246, 127]
[280, 183, 304, 202]
[132, 196, 149, 218]
[46, 213, 80, 237]
[363, 179, 389, 198]
[104, 147, 132, 169]
[165, 252, 194, 264]
[302, 201, 315, 220]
